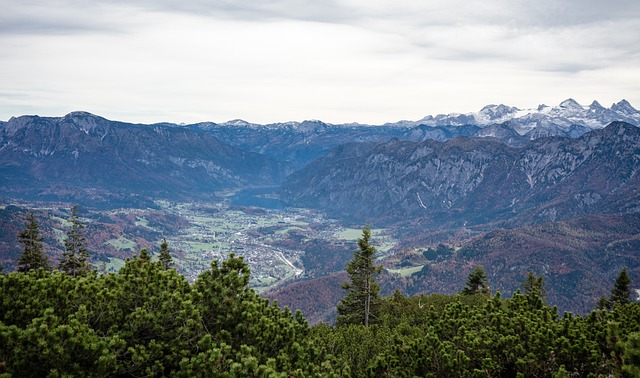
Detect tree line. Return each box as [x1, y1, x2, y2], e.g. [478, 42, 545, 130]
[1, 217, 639, 376]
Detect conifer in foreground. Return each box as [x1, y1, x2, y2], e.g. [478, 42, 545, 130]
[59, 206, 92, 276]
[16, 212, 49, 272]
[158, 237, 173, 270]
[336, 225, 383, 327]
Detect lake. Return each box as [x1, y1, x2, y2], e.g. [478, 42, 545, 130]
[228, 186, 285, 211]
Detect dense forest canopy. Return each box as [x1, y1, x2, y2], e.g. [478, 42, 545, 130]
[2, 220, 640, 376]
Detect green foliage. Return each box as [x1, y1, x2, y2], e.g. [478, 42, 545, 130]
[622, 332, 640, 377]
[0, 253, 333, 377]
[611, 267, 633, 306]
[523, 271, 547, 310]
[316, 288, 640, 377]
[336, 225, 383, 327]
[5, 218, 640, 377]
[524, 271, 546, 299]
[59, 206, 93, 276]
[158, 237, 173, 270]
[461, 266, 490, 295]
[16, 212, 49, 272]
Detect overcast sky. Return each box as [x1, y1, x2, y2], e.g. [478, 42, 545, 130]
[1, 0, 639, 125]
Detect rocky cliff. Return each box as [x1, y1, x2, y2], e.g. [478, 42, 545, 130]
[281, 122, 640, 227]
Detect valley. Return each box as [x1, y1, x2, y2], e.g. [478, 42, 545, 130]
[2, 100, 640, 322]
[0, 190, 398, 294]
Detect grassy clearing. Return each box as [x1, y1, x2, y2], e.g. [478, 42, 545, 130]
[106, 237, 136, 251]
[105, 257, 126, 272]
[387, 265, 425, 277]
[377, 243, 395, 253]
[183, 241, 217, 253]
[135, 217, 153, 230]
[336, 228, 386, 240]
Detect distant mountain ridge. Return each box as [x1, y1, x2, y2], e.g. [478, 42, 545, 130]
[194, 98, 639, 130]
[0, 112, 288, 207]
[384, 99, 640, 131]
[185, 99, 638, 167]
[1, 99, 638, 206]
[280, 121, 640, 227]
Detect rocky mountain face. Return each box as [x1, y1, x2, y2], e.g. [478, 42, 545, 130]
[0, 112, 289, 207]
[389, 99, 640, 131]
[280, 122, 640, 227]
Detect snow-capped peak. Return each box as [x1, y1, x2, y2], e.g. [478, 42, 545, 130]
[383, 99, 639, 134]
[221, 119, 255, 127]
[558, 98, 584, 110]
[611, 99, 637, 116]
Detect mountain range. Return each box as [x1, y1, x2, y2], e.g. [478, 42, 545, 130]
[189, 99, 639, 167]
[280, 121, 640, 227]
[2, 99, 640, 317]
[1, 99, 639, 218]
[0, 112, 288, 207]
[386, 99, 640, 131]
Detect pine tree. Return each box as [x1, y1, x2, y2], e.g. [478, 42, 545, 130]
[158, 238, 173, 270]
[461, 266, 490, 295]
[336, 225, 383, 327]
[138, 248, 151, 264]
[610, 267, 633, 306]
[59, 206, 92, 276]
[597, 294, 610, 311]
[524, 271, 546, 298]
[16, 212, 49, 272]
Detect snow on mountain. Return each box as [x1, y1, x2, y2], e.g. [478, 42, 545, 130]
[213, 99, 637, 136]
[383, 99, 639, 134]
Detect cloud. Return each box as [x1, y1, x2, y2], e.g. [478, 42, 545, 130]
[0, 0, 132, 35]
[0, 0, 638, 124]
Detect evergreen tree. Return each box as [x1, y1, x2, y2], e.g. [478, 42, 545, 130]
[462, 266, 490, 295]
[158, 238, 173, 270]
[59, 206, 92, 276]
[138, 248, 151, 264]
[523, 271, 546, 310]
[16, 212, 49, 272]
[336, 225, 383, 327]
[597, 294, 610, 311]
[622, 332, 640, 377]
[610, 267, 633, 306]
[524, 271, 546, 299]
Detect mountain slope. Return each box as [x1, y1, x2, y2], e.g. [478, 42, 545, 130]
[0, 112, 289, 207]
[266, 212, 640, 320]
[280, 122, 640, 226]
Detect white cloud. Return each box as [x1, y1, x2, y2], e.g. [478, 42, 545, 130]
[0, 0, 638, 124]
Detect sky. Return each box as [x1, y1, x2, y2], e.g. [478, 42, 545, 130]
[1, 0, 639, 125]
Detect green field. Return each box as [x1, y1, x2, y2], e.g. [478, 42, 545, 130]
[105, 257, 126, 272]
[106, 237, 136, 251]
[336, 228, 386, 240]
[135, 217, 153, 230]
[387, 265, 425, 277]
